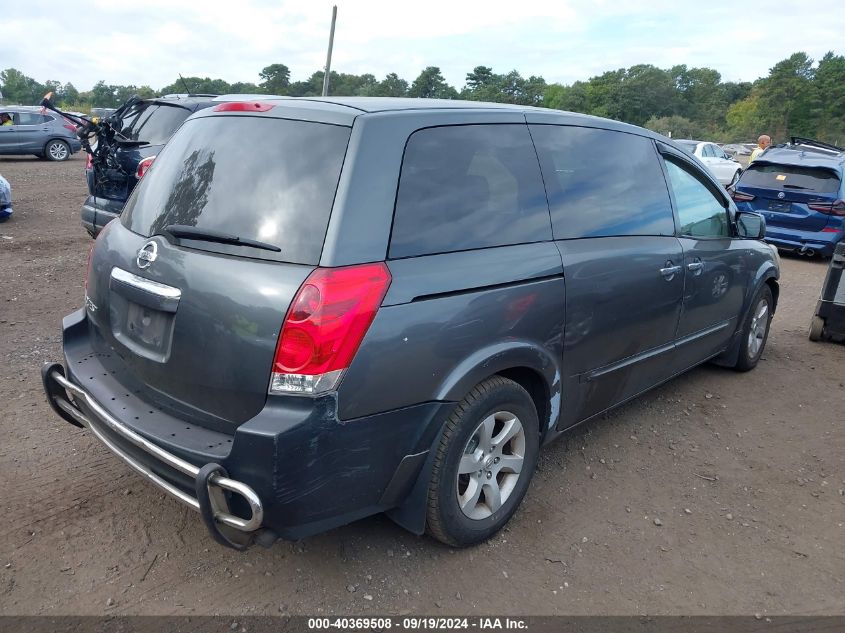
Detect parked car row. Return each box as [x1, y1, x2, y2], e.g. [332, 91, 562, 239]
[676, 139, 743, 186]
[42, 97, 780, 550]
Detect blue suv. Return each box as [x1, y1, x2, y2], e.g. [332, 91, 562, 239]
[731, 138, 845, 257]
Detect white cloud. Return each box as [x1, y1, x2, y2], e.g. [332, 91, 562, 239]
[0, 0, 842, 93]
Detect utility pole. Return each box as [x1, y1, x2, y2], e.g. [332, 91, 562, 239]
[321, 5, 337, 97]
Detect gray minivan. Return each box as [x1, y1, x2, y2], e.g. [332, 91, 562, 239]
[43, 97, 779, 549]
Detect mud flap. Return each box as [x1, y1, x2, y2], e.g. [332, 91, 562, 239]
[385, 423, 447, 535]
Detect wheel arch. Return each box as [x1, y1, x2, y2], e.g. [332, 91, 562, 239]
[435, 340, 561, 439]
[713, 267, 778, 368]
[387, 342, 562, 535]
[764, 275, 779, 314]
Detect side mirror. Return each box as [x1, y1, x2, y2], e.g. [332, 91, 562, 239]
[736, 211, 766, 239]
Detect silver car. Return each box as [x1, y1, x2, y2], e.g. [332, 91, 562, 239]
[676, 139, 743, 187]
[0, 106, 83, 161]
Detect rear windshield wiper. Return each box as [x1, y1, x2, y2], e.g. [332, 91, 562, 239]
[162, 225, 281, 252]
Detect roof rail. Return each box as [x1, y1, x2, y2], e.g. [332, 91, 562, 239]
[790, 137, 844, 153]
[159, 93, 220, 99]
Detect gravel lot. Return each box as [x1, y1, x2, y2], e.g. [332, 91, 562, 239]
[0, 154, 843, 616]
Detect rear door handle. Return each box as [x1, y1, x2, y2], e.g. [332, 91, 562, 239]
[687, 261, 704, 274]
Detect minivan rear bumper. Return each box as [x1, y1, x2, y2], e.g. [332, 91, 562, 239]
[43, 309, 451, 548]
[42, 362, 264, 549]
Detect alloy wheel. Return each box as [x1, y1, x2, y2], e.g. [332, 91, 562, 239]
[747, 298, 769, 357]
[49, 142, 69, 161]
[456, 411, 525, 520]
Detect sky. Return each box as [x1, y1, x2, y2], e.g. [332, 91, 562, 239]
[2, 0, 844, 92]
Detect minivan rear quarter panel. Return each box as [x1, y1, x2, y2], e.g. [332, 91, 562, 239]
[321, 110, 529, 267]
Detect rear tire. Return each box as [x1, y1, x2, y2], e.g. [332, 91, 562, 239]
[808, 315, 825, 342]
[44, 140, 70, 161]
[426, 376, 539, 547]
[734, 285, 773, 371]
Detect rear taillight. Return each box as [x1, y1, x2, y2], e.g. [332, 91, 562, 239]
[63, 123, 76, 132]
[808, 199, 845, 216]
[269, 263, 392, 395]
[730, 190, 755, 202]
[85, 152, 93, 170]
[136, 155, 156, 179]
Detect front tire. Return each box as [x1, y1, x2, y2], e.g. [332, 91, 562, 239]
[45, 140, 70, 161]
[734, 285, 773, 371]
[426, 376, 539, 547]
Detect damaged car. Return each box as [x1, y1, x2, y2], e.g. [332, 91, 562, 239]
[43, 97, 780, 549]
[79, 94, 218, 237]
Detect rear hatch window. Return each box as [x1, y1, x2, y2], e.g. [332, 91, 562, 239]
[738, 164, 841, 194]
[121, 115, 351, 264]
[118, 104, 192, 145]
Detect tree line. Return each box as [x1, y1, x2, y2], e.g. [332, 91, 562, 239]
[1, 51, 843, 144]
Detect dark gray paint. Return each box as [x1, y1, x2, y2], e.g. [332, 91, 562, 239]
[87, 221, 311, 430]
[553, 236, 685, 425]
[339, 243, 565, 421]
[79, 100, 780, 530]
[322, 109, 527, 267]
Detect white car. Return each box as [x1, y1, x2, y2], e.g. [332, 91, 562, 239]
[676, 140, 742, 187]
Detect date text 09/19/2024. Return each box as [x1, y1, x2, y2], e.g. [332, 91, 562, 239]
[306, 617, 528, 630]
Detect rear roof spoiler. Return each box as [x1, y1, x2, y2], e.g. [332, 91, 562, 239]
[790, 137, 844, 154]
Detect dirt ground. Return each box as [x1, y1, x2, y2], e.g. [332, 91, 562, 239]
[0, 154, 843, 617]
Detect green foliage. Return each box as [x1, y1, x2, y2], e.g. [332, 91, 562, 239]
[644, 115, 699, 139]
[0, 68, 45, 104]
[3, 50, 844, 144]
[158, 76, 232, 96]
[366, 73, 409, 97]
[813, 52, 845, 144]
[462, 68, 546, 105]
[757, 52, 816, 139]
[408, 67, 457, 99]
[726, 94, 762, 140]
[259, 64, 290, 95]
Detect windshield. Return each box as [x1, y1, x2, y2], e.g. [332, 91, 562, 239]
[121, 115, 351, 264]
[119, 104, 192, 145]
[738, 164, 841, 194]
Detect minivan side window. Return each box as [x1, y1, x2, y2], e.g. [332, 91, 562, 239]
[529, 125, 675, 239]
[389, 124, 551, 259]
[663, 159, 730, 238]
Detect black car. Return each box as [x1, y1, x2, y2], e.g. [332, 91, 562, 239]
[80, 94, 219, 237]
[44, 98, 779, 550]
